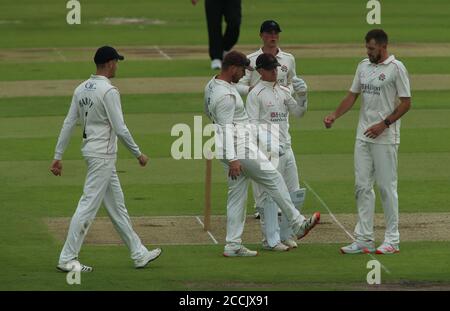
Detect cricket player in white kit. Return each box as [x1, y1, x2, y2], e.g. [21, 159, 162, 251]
[50, 46, 162, 272]
[204, 51, 320, 257]
[246, 53, 309, 251]
[324, 29, 411, 255]
[236, 20, 297, 96]
[236, 20, 308, 221]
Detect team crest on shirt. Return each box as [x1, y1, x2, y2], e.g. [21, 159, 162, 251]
[378, 73, 386, 81]
[85, 82, 97, 90]
[280, 65, 288, 72]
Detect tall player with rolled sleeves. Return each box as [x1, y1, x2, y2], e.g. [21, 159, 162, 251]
[246, 53, 310, 251]
[204, 51, 320, 257]
[50, 46, 162, 272]
[324, 29, 411, 255]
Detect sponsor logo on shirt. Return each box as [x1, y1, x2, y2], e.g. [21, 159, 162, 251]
[361, 83, 381, 95]
[270, 111, 288, 122]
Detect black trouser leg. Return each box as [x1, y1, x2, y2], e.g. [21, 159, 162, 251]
[205, 0, 224, 60]
[223, 0, 241, 52]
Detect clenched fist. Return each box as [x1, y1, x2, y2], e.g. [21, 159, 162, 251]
[138, 154, 149, 167]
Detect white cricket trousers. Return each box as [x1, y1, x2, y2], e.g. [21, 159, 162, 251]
[253, 147, 301, 246]
[59, 157, 148, 264]
[354, 139, 400, 245]
[221, 150, 305, 252]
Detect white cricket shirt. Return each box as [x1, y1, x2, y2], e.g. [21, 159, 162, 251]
[350, 55, 411, 144]
[246, 80, 307, 149]
[204, 77, 251, 161]
[54, 75, 141, 160]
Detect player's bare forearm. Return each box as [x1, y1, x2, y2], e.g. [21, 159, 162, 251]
[385, 97, 411, 124]
[334, 92, 359, 119]
[364, 98, 411, 139]
[324, 92, 358, 128]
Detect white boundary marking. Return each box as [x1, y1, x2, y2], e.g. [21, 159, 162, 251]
[153, 45, 172, 60]
[304, 181, 391, 274]
[195, 216, 219, 245]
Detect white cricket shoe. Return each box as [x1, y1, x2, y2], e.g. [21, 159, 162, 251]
[296, 212, 320, 240]
[340, 241, 375, 254]
[57, 259, 93, 273]
[135, 248, 162, 269]
[211, 59, 222, 70]
[281, 238, 298, 249]
[262, 241, 290, 252]
[375, 242, 400, 255]
[223, 245, 258, 257]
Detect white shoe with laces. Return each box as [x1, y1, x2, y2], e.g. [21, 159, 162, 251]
[340, 241, 375, 254]
[296, 212, 320, 240]
[135, 248, 162, 268]
[281, 238, 298, 249]
[57, 259, 93, 273]
[262, 241, 290, 252]
[375, 242, 400, 254]
[223, 245, 258, 257]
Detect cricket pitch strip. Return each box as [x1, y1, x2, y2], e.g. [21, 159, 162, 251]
[45, 212, 450, 246]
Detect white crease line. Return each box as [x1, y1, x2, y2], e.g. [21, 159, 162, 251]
[196, 216, 219, 245]
[304, 181, 391, 275]
[53, 48, 67, 62]
[153, 45, 172, 60]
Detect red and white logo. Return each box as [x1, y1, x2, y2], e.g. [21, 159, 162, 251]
[378, 73, 386, 81]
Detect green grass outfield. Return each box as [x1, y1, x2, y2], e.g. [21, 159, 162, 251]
[3, 57, 450, 80]
[1, 0, 450, 291]
[1, 0, 450, 48]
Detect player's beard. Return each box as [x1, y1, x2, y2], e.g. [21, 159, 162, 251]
[369, 52, 381, 64]
[231, 71, 244, 83]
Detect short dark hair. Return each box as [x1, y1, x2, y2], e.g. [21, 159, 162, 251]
[255, 53, 281, 70]
[365, 29, 388, 45]
[222, 51, 250, 70]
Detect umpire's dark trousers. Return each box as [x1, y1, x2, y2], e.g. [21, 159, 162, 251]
[205, 0, 242, 60]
